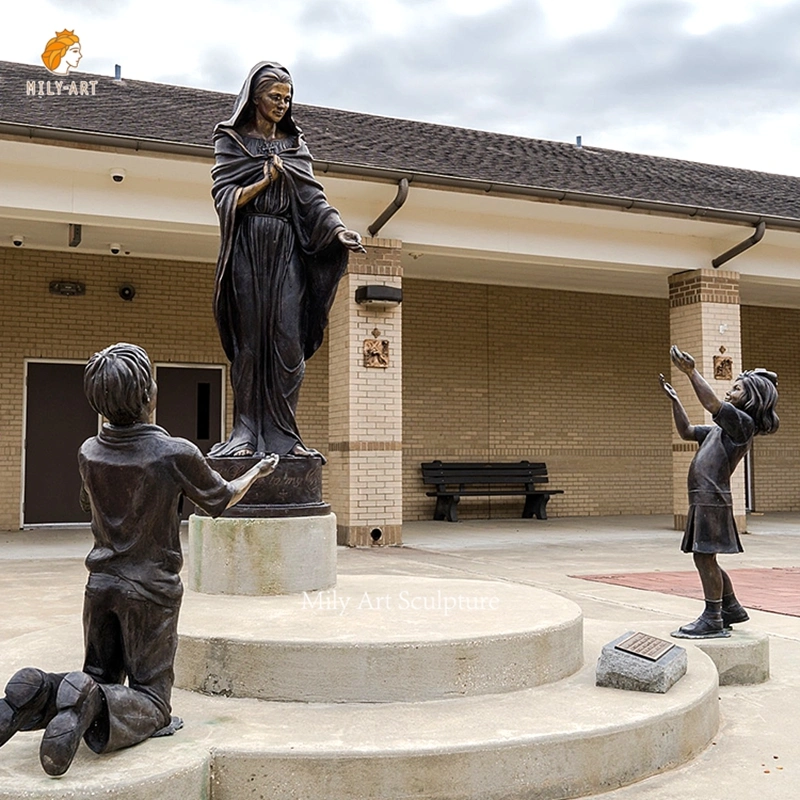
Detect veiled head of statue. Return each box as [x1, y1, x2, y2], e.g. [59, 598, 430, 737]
[218, 62, 301, 137]
[245, 64, 297, 135]
[253, 65, 292, 97]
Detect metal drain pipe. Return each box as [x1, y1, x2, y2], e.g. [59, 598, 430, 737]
[368, 178, 409, 237]
[712, 221, 766, 268]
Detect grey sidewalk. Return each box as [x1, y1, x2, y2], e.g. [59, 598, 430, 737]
[2, 513, 799, 798]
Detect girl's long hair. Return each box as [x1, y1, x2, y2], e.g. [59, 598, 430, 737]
[738, 370, 780, 435]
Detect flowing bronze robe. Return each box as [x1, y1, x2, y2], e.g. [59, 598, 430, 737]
[210, 63, 348, 456]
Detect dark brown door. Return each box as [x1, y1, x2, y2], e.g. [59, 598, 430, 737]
[24, 362, 97, 525]
[154, 366, 223, 519]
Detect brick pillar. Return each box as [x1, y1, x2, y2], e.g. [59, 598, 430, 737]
[668, 269, 746, 532]
[327, 238, 403, 546]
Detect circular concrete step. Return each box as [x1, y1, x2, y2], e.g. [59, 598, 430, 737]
[0, 621, 719, 800]
[0, 732, 208, 800]
[175, 575, 584, 702]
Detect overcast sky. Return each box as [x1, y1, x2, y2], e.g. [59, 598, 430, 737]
[5, 0, 800, 176]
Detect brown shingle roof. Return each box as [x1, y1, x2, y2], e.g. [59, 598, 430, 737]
[3, 60, 800, 221]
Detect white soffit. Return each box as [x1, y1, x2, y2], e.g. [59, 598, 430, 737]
[2, 137, 800, 306]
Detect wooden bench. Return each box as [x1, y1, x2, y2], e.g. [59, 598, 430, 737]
[421, 461, 564, 522]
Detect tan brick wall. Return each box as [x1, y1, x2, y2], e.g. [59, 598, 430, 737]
[3, 248, 795, 531]
[742, 305, 800, 512]
[402, 279, 673, 520]
[0, 246, 328, 530]
[327, 238, 403, 545]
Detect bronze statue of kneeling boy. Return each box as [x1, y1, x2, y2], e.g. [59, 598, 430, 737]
[0, 343, 278, 776]
[660, 345, 779, 639]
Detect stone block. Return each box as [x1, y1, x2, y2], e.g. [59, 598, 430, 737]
[596, 631, 687, 693]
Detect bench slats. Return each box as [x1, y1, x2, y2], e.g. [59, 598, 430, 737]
[426, 489, 564, 496]
[420, 460, 564, 522]
[422, 462, 548, 487]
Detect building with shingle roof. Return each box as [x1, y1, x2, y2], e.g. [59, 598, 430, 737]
[5, 60, 800, 224]
[1, 59, 798, 538]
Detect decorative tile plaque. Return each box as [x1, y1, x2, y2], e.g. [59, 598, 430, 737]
[714, 346, 732, 381]
[363, 338, 389, 368]
[615, 632, 674, 662]
[714, 355, 733, 381]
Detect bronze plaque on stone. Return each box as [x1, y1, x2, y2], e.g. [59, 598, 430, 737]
[615, 632, 674, 661]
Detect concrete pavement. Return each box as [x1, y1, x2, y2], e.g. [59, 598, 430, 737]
[1, 513, 799, 798]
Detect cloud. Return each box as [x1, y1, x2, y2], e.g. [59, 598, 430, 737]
[292, 0, 549, 116]
[268, 0, 800, 172]
[546, 0, 800, 131]
[160, 46, 250, 95]
[65, 0, 795, 173]
[44, 0, 131, 17]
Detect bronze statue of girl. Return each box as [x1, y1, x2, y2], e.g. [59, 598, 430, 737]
[660, 345, 779, 638]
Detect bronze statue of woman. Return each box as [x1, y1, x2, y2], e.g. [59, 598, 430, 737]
[209, 62, 364, 458]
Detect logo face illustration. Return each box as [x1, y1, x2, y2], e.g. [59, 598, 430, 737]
[41, 30, 82, 75]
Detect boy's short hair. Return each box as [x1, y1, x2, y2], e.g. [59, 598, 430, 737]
[84, 343, 153, 425]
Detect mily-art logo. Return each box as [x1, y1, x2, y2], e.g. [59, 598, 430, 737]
[27, 29, 98, 97]
[41, 29, 82, 75]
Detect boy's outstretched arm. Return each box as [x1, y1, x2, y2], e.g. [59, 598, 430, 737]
[226, 454, 279, 509]
[670, 345, 722, 416]
[660, 373, 695, 440]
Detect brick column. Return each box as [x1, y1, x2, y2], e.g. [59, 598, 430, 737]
[327, 238, 403, 546]
[668, 269, 745, 532]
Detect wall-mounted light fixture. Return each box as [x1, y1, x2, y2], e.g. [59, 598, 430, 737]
[49, 280, 86, 296]
[354, 285, 402, 309]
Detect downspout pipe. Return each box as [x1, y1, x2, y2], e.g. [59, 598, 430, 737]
[712, 221, 766, 268]
[368, 178, 409, 237]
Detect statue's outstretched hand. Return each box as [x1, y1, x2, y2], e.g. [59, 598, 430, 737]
[338, 229, 366, 253]
[256, 454, 279, 477]
[670, 345, 695, 375]
[659, 374, 679, 402]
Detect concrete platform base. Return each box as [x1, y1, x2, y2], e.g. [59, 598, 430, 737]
[692, 629, 770, 685]
[0, 621, 719, 800]
[175, 575, 584, 702]
[187, 512, 336, 595]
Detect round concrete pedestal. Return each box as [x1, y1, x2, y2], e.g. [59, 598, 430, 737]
[187, 513, 336, 596]
[693, 629, 770, 685]
[176, 575, 584, 702]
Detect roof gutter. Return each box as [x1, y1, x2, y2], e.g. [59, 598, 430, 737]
[4, 121, 800, 234]
[0, 121, 213, 159]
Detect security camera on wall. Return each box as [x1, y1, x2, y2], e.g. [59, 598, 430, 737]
[109, 168, 126, 183]
[109, 243, 122, 255]
[11, 235, 24, 247]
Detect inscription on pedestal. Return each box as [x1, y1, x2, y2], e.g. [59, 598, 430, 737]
[199, 455, 329, 518]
